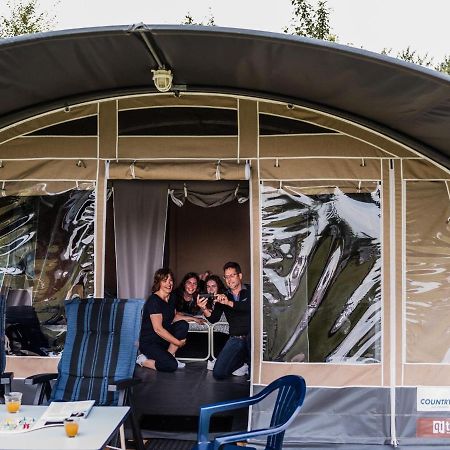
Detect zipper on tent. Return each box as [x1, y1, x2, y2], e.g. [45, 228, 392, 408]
[389, 159, 399, 447]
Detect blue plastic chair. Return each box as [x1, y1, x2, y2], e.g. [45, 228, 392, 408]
[192, 374, 306, 450]
[25, 297, 146, 450]
[0, 294, 13, 395]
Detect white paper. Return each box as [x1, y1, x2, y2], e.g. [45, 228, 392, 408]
[39, 400, 95, 422]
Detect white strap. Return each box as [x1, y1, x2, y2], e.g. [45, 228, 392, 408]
[215, 160, 221, 180]
[389, 160, 399, 447]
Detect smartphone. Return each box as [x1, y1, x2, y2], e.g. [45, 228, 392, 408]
[199, 293, 215, 309]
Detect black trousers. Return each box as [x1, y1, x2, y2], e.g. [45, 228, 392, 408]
[140, 320, 189, 372]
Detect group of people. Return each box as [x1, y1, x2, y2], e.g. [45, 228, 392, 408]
[136, 262, 251, 380]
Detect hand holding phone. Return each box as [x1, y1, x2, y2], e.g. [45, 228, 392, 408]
[198, 293, 216, 309]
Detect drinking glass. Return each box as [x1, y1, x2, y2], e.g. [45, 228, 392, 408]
[4, 392, 22, 413]
[64, 417, 80, 437]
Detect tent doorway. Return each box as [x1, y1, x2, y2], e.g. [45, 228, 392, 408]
[105, 179, 251, 437]
[105, 179, 250, 297]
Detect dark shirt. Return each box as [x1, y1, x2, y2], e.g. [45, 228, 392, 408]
[207, 284, 251, 336]
[140, 292, 176, 345]
[174, 289, 201, 315]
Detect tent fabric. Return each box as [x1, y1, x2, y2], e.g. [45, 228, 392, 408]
[0, 181, 94, 196]
[113, 181, 168, 299]
[405, 181, 450, 363]
[257, 102, 420, 159]
[108, 160, 249, 180]
[0, 104, 97, 144]
[0, 159, 97, 180]
[0, 26, 449, 168]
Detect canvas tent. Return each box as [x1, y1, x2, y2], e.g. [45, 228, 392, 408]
[1, 24, 450, 448]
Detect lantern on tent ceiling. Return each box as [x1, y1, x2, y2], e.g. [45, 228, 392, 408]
[151, 68, 173, 92]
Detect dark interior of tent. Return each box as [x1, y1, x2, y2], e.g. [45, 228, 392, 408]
[104, 179, 251, 296]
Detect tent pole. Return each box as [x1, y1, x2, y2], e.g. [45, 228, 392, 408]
[389, 159, 399, 447]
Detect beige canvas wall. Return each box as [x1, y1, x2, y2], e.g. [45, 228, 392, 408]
[405, 181, 450, 363]
[2, 92, 450, 384]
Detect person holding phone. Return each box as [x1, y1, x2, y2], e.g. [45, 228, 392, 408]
[174, 272, 205, 324]
[201, 274, 226, 370]
[197, 262, 251, 379]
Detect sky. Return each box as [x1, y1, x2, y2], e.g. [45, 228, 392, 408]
[1, 0, 449, 62]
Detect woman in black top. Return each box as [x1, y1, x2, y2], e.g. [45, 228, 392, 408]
[138, 268, 189, 372]
[205, 274, 226, 296]
[174, 272, 204, 319]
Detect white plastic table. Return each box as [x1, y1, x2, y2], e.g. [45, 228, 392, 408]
[0, 405, 130, 450]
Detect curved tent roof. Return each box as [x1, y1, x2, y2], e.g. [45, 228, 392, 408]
[0, 24, 449, 167]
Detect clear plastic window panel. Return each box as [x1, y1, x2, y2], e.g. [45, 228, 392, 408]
[261, 183, 382, 363]
[0, 186, 95, 356]
[405, 181, 450, 363]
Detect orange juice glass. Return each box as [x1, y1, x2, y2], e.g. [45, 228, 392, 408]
[64, 418, 80, 437]
[4, 392, 22, 413]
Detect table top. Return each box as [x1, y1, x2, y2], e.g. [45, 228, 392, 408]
[0, 405, 130, 450]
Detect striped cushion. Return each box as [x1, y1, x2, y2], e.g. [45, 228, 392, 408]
[0, 295, 5, 374]
[51, 298, 144, 406]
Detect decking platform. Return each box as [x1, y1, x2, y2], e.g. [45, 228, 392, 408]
[133, 360, 250, 440]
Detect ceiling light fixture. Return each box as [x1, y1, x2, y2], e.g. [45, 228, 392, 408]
[152, 68, 173, 92]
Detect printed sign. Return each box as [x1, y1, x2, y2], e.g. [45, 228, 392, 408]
[417, 418, 450, 438]
[417, 387, 450, 412]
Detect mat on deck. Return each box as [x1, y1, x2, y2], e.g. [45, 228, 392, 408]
[145, 438, 196, 450]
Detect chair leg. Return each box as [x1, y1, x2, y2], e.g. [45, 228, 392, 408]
[119, 425, 126, 450]
[32, 380, 52, 405]
[120, 385, 146, 449]
[105, 425, 123, 450]
[128, 409, 145, 450]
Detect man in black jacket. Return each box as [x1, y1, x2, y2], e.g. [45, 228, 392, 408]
[198, 261, 250, 379]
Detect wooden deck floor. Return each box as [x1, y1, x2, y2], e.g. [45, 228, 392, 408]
[133, 360, 250, 440]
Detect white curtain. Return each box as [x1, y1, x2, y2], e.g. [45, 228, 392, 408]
[113, 181, 168, 299]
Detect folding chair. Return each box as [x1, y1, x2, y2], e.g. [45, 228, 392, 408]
[1, 294, 13, 395]
[192, 375, 306, 450]
[25, 297, 146, 450]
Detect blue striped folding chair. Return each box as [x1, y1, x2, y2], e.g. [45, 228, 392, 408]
[1, 294, 13, 395]
[26, 297, 146, 450]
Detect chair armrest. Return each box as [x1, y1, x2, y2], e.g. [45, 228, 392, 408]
[108, 377, 141, 391]
[1, 372, 13, 384]
[24, 373, 58, 385]
[24, 373, 58, 405]
[197, 394, 265, 444]
[213, 406, 300, 450]
[212, 405, 303, 450]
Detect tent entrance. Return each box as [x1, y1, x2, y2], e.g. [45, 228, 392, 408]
[105, 179, 251, 437]
[105, 179, 250, 301]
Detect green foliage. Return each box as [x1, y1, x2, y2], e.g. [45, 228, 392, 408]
[435, 55, 450, 75]
[382, 46, 434, 68]
[0, 0, 55, 38]
[182, 12, 195, 25]
[285, 0, 336, 41]
[382, 46, 449, 76]
[181, 8, 215, 26]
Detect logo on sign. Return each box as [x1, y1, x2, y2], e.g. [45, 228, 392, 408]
[417, 418, 450, 437]
[417, 387, 450, 412]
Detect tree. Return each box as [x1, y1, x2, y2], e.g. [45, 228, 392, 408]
[181, 8, 215, 26]
[0, 0, 56, 38]
[285, 0, 336, 41]
[382, 47, 449, 76]
[382, 46, 434, 68]
[435, 55, 450, 75]
[284, 1, 447, 76]
[182, 12, 195, 25]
